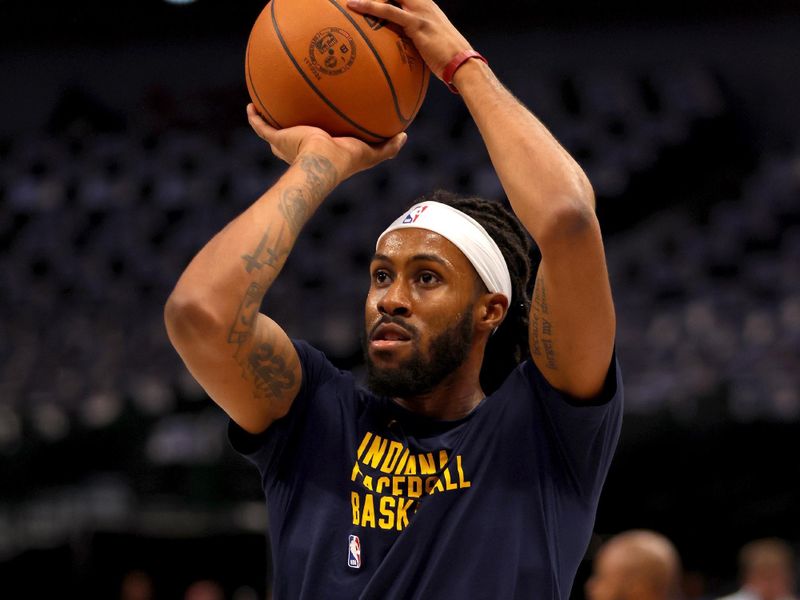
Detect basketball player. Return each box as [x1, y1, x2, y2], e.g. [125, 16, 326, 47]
[586, 530, 683, 600]
[165, 0, 622, 597]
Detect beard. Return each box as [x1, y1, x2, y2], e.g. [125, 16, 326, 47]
[363, 308, 475, 398]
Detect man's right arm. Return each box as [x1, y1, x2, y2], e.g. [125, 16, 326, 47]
[164, 106, 406, 434]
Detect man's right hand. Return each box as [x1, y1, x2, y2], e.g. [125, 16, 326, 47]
[247, 104, 408, 183]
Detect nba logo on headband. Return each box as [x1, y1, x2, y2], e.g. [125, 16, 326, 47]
[402, 205, 427, 224]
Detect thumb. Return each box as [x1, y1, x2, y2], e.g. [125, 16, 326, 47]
[374, 131, 408, 160]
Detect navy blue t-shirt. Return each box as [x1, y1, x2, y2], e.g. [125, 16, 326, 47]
[229, 340, 623, 600]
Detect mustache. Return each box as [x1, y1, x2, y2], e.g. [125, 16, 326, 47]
[368, 315, 419, 341]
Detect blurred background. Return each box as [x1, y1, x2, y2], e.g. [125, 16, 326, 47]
[1, 0, 799, 598]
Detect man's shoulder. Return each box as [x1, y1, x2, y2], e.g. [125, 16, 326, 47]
[496, 359, 537, 391]
[291, 339, 345, 382]
[516, 352, 622, 407]
[291, 338, 372, 400]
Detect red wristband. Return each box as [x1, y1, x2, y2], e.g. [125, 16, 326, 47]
[441, 49, 488, 94]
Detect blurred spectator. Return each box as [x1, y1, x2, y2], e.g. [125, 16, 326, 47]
[231, 586, 260, 600]
[119, 569, 155, 600]
[718, 538, 797, 600]
[586, 530, 683, 600]
[184, 579, 225, 600]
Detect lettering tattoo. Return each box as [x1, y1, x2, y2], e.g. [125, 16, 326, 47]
[530, 275, 543, 357]
[532, 273, 558, 370]
[531, 317, 541, 358]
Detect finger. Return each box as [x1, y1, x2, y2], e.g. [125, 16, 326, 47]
[247, 104, 278, 142]
[346, 0, 413, 28]
[247, 103, 265, 127]
[372, 131, 408, 161]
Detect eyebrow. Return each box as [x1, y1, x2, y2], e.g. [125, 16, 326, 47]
[371, 252, 451, 268]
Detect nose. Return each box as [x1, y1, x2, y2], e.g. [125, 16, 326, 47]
[377, 279, 411, 317]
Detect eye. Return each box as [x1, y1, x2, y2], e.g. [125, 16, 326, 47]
[372, 269, 391, 285]
[417, 271, 440, 286]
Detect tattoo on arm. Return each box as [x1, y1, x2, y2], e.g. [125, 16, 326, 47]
[532, 273, 558, 370]
[279, 187, 308, 236]
[227, 284, 297, 401]
[228, 282, 263, 344]
[242, 154, 336, 272]
[225, 154, 335, 402]
[299, 153, 336, 198]
[247, 336, 297, 400]
[280, 154, 337, 235]
[241, 223, 290, 273]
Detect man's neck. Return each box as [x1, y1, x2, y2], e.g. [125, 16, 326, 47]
[393, 362, 485, 421]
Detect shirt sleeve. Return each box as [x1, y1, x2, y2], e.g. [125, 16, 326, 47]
[227, 339, 340, 476]
[523, 352, 623, 504]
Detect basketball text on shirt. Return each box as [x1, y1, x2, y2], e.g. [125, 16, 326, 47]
[350, 431, 472, 531]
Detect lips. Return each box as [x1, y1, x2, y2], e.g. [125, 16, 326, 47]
[371, 322, 412, 343]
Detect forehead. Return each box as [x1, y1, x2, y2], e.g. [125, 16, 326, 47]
[374, 228, 471, 269]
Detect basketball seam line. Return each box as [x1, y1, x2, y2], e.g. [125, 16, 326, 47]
[271, 0, 391, 142]
[327, 0, 409, 125]
[408, 58, 429, 123]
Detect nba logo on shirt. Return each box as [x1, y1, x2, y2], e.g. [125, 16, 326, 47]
[347, 535, 361, 569]
[402, 205, 427, 224]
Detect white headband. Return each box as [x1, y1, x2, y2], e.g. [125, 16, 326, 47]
[377, 201, 513, 301]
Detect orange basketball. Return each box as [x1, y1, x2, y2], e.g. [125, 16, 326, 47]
[245, 0, 430, 143]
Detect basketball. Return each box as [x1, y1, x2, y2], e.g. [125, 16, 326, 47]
[245, 0, 430, 143]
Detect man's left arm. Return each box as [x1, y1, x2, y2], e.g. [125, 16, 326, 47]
[453, 61, 615, 401]
[347, 0, 615, 400]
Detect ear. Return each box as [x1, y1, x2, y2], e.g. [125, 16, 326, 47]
[476, 292, 509, 333]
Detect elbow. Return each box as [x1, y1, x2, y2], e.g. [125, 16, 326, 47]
[536, 195, 600, 249]
[531, 166, 598, 245]
[164, 290, 223, 348]
[566, 163, 596, 212]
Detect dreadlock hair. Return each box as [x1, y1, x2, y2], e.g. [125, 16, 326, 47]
[415, 190, 540, 394]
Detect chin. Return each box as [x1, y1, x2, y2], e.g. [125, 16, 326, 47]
[367, 374, 427, 399]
